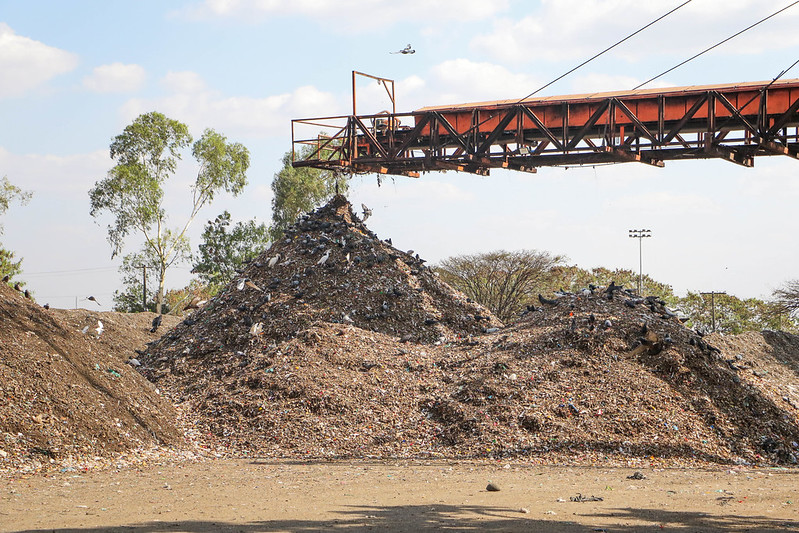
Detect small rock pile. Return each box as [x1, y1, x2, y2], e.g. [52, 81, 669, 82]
[141, 196, 799, 465]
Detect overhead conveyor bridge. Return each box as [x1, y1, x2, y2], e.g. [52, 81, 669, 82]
[291, 78, 799, 177]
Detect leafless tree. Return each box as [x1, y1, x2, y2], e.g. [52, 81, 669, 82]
[436, 249, 565, 323]
[772, 279, 799, 318]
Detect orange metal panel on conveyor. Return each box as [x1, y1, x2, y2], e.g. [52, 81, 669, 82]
[414, 79, 799, 135]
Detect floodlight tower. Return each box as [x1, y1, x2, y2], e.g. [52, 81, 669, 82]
[628, 229, 652, 295]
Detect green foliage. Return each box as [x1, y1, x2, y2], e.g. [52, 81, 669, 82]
[0, 176, 32, 234]
[0, 245, 24, 285]
[436, 249, 566, 323]
[548, 265, 677, 304]
[192, 211, 271, 286]
[164, 279, 218, 316]
[677, 291, 790, 334]
[112, 247, 165, 312]
[271, 150, 344, 240]
[90, 111, 250, 313]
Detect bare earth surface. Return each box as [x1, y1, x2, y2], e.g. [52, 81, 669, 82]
[2, 459, 798, 532]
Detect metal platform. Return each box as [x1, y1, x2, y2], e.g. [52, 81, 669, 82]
[291, 78, 799, 177]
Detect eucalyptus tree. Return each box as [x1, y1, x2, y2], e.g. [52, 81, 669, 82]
[271, 149, 344, 240]
[0, 176, 32, 283]
[89, 111, 250, 313]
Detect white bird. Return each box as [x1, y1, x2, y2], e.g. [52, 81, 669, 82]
[267, 255, 280, 268]
[95, 320, 104, 337]
[391, 44, 415, 55]
[317, 250, 330, 265]
[361, 203, 372, 221]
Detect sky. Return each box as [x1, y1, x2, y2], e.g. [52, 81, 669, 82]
[1, 0, 799, 311]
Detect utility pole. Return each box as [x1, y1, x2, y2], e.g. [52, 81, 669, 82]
[628, 229, 652, 295]
[700, 291, 726, 332]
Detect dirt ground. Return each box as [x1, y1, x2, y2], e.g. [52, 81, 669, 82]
[1, 459, 797, 532]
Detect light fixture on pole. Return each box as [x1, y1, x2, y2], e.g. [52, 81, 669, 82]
[628, 229, 652, 295]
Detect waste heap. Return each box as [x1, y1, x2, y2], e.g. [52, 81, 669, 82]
[421, 290, 799, 464]
[143, 195, 503, 457]
[0, 284, 182, 472]
[142, 196, 799, 465]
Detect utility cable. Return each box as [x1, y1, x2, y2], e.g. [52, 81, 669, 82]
[712, 56, 799, 134]
[453, 1, 694, 141]
[634, 1, 799, 89]
[517, 0, 693, 103]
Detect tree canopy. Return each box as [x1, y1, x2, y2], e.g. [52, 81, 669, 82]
[0, 177, 31, 284]
[436, 249, 566, 323]
[192, 211, 271, 288]
[89, 111, 250, 313]
[271, 150, 344, 240]
[0, 176, 32, 235]
[0, 246, 24, 286]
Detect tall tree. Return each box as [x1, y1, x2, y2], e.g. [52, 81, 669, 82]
[0, 246, 24, 285]
[89, 112, 250, 313]
[271, 149, 344, 240]
[772, 280, 799, 320]
[0, 176, 32, 284]
[1, 176, 32, 230]
[192, 211, 271, 288]
[436, 249, 566, 322]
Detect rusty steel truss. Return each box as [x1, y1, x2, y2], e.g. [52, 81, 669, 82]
[291, 79, 799, 178]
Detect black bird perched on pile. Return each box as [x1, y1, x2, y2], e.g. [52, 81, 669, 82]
[150, 314, 162, 333]
[538, 294, 558, 306]
[1, 274, 9, 283]
[13, 282, 21, 291]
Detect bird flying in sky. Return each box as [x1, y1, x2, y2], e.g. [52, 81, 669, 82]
[391, 44, 415, 55]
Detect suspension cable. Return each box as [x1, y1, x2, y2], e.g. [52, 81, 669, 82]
[517, 0, 693, 103]
[634, 1, 799, 90]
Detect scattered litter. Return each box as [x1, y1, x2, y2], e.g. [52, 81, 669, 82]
[570, 494, 604, 502]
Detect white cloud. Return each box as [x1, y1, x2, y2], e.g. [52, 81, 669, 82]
[82, 62, 146, 93]
[176, 0, 510, 26]
[0, 23, 79, 99]
[425, 59, 542, 105]
[120, 71, 339, 138]
[162, 70, 206, 93]
[471, 0, 799, 65]
[0, 147, 110, 193]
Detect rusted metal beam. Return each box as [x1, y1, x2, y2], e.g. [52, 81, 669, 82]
[703, 143, 754, 167]
[605, 146, 665, 167]
[753, 136, 799, 159]
[566, 100, 610, 150]
[292, 79, 799, 177]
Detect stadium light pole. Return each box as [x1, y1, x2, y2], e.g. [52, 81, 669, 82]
[628, 229, 652, 295]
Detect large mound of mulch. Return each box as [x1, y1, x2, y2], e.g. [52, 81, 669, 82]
[0, 286, 183, 473]
[140, 196, 799, 466]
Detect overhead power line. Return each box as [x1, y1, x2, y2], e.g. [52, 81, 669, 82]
[634, 0, 799, 89]
[518, 0, 693, 102]
[24, 266, 117, 277]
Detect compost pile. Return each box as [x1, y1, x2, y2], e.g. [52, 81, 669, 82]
[0, 286, 183, 473]
[142, 196, 799, 465]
